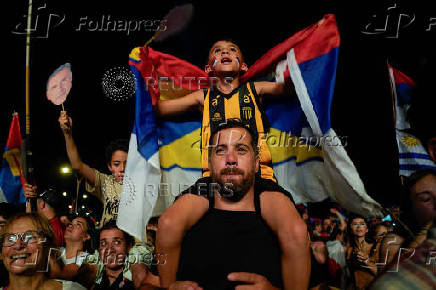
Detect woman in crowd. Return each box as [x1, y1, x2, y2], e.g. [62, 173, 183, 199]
[378, 168, 436, 273]
[0, 212, 85, 290]
[50, 213, 96, 281]
[346, 215, 378, 289]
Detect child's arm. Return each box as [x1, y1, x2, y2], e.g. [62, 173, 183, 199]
[155, 90, 204, 117]
[260, 191, 310, 290]
[254, 81, 295, 98]
[156, 193, 209, 288]
[59, 111, 96, 186]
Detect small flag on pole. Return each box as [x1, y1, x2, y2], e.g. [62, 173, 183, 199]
[0, 113, 26, 203]
[388, 64, 436, 176]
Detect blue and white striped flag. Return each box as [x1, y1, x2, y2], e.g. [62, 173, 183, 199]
[396, 130, 436, 177]
[388, 65, 436, 177]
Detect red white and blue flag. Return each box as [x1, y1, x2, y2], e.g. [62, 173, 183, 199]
[0, 113, 26, 204]
[388, 65, 436, 176]
[119, 15, 383, 239]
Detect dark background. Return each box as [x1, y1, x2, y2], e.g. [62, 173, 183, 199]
[1, 0, 435, 213]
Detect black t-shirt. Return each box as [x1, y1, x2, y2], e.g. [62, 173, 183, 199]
[93, 270, 135, 290]
[177, 178, 285, 289]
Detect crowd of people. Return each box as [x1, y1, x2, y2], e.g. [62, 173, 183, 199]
[0, 38, 435, 289]
[1, 124, 434, 289]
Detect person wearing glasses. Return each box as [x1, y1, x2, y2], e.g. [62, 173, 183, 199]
[0, 212, 85, 289]
[345, 215, 378, 289]
[0, 203, 20, 287]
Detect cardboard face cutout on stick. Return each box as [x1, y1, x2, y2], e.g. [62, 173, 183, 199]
[46, 63, 72, 105]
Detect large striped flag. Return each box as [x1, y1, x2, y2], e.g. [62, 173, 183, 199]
[257, 15, 382, 215]
[120, 14, 383, 237]
[0, 113, 26, 203]
[116, 63, 162, 241]
[388, 65, 436, 176]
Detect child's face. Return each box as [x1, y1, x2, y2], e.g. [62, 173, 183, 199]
[107, 150, 127, 184]
[206, 41, 247, 76]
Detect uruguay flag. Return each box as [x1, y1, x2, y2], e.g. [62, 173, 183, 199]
[127, 14, 383, 218]
[388, 65, 436, 176]
[116, 62, 162, 241]
[0, 113, 26, 203]
[396, 130, 436, 176]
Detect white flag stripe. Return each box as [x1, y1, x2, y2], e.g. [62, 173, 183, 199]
[396, 130, 436, 177]
[286, 51, 383, 217]
[117, 133, 161, 242]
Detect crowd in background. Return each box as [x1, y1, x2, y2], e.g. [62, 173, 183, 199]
[0, 168, 434, 289]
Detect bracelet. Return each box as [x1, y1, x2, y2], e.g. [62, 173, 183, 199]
[364, 258, 369, 263]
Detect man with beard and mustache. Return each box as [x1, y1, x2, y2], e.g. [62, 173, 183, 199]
[160, 119, 310, 290]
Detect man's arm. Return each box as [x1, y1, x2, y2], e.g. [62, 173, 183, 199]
[260, 191, 311, 290]
[59, 111, 96, 185]
[156, 193, 209, 288]
[155, 90, 204, 117]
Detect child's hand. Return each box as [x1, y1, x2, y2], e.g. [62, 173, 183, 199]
[59, 110, 72, 134]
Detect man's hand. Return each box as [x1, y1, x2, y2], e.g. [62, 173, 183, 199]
[23, 183, 37, 199]
[131, 264, 149, 289]
[59, 110, 72, 135]
[227, 272, 279, 290]
[169, 281, 203, 290]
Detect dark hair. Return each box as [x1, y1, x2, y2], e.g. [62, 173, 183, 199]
[0, 203, 20, 219]
[105, 139, 129, 165]
[207, 38, 245, 63]
[69, 212, 97, 253]
[329, 228, 343, 241]
[208, 118, 259, 157]
[404, 168, 436, 191]
[99, 220, 134, 248]
[148, 216, 159, 227]
[347, 214, 369, 243]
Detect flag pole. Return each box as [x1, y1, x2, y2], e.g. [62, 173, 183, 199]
[25, 0, 32, 137]
[25, 0, 36, 212]
[387, 59, 398, 130]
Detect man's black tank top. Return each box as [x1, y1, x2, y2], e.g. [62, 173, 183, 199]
[177, 179, 283, 289]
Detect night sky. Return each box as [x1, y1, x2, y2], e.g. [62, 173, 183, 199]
[1, 0, 435, 212]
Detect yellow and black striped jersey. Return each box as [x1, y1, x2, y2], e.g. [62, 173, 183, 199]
[201, 82, 275, 181]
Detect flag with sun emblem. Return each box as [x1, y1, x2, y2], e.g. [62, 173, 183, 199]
[388, 64, 436, 176]
[396, 131, 436, 176]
